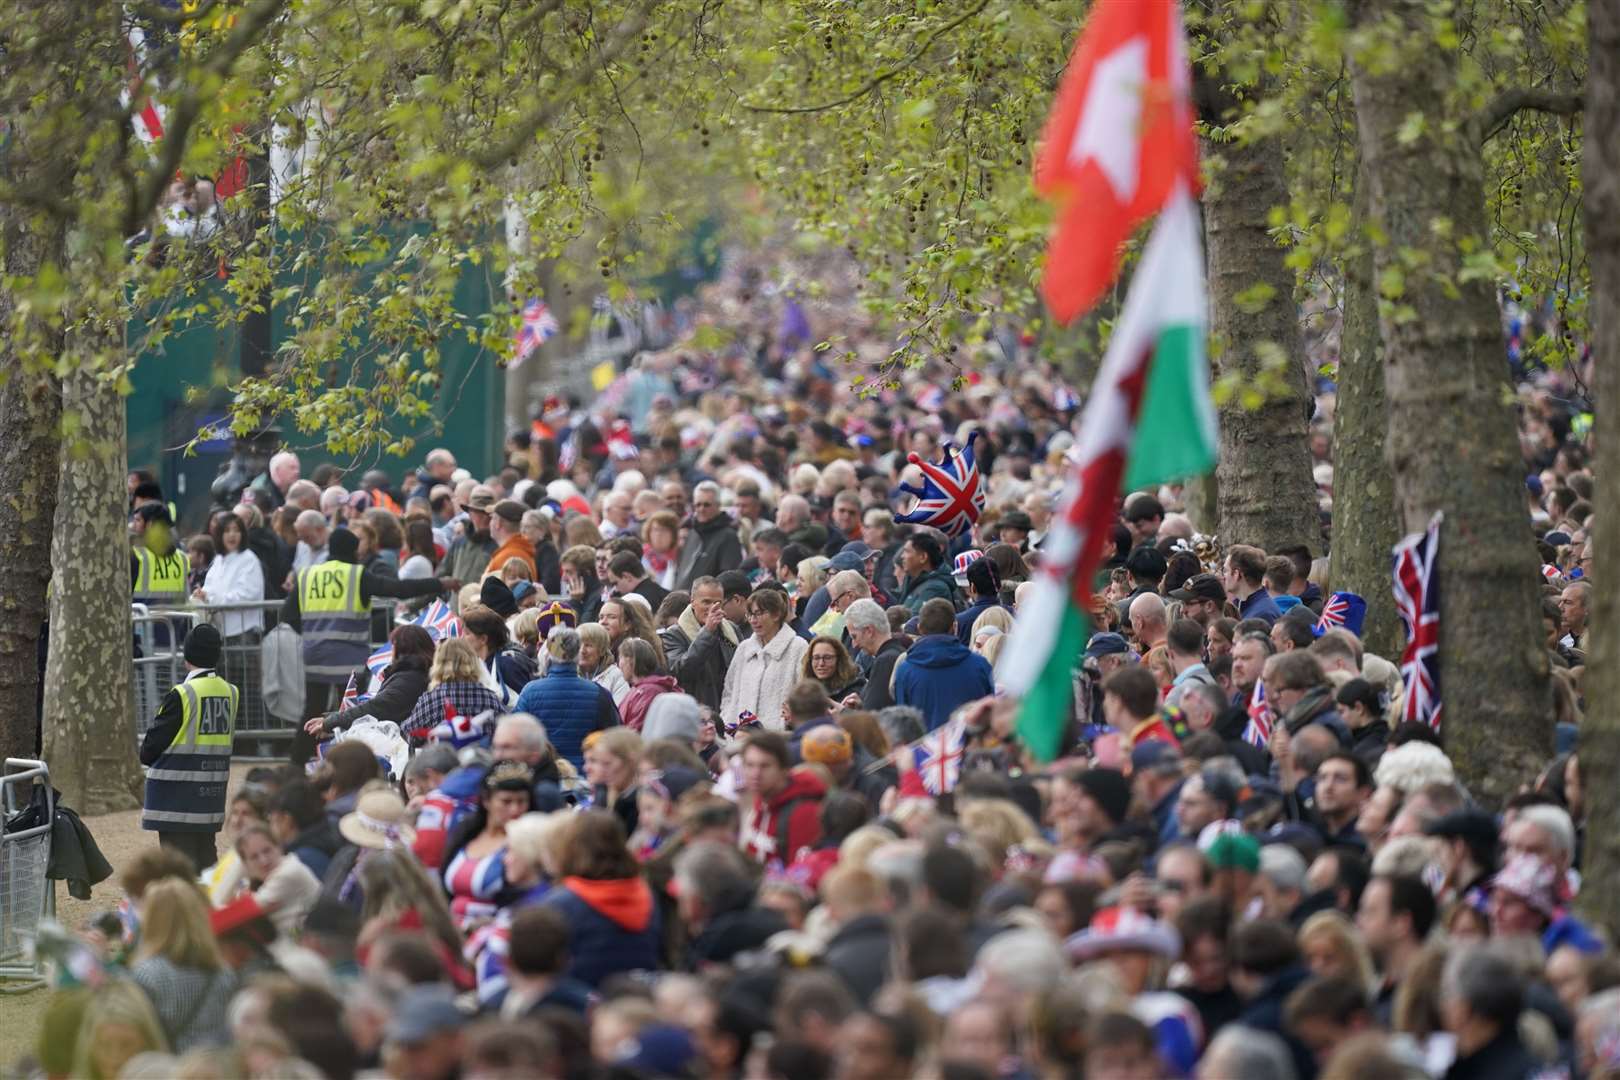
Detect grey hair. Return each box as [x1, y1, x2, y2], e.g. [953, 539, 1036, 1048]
[827, 569, 870, 600]
[1259, 843, 1308, 893]
[295, 508, 327, 531]
[1203, 1026, 1297, 1080]
[546, 625, 582, 663]
[673, 841, 755, 911]
[974, 928, 1066, 994]
[693, 480, 722, 500]
[493, 712, 549, 754]
[843, 598, 888, 636]
[404, 742, 460, 780]
[1515, 804, 1575, 861]
[877, 705, 926, 748]
[1442, 943, 1525, 1028]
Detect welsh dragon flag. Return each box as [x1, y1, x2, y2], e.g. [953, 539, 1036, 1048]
[1001, 187, 1215, 762]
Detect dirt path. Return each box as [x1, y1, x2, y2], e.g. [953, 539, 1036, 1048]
[1, 765, 255, 1068]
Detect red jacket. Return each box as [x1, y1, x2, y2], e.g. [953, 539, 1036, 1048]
[620, 674, 678, 732]
[742, 768, 827, 866]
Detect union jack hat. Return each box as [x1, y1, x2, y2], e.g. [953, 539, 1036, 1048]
[952, 549, 985, 584]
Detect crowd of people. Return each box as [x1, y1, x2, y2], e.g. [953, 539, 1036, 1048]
[49, 250, 1612, 1080]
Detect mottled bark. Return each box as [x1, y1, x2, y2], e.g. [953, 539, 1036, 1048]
[1349, 0, 1551, 805]
[1329, 166, 1401, 662]
[1577, 0, 1619, 939]
[41, 339, 143, 815]
[1197, 79, 1323, 555]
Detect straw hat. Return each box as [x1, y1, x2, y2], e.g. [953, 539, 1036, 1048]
[338, 789, 417, 850]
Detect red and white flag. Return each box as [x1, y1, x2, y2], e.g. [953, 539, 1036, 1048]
[1034, 0, 1199, 324]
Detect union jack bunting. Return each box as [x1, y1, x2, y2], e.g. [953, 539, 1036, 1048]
[912, 718, 967, 796]
[895, 431, 987, 538]
[511, 298, 560, 367]
[1393, 511, 1443, 731]
[1242, 680, 1272, 748]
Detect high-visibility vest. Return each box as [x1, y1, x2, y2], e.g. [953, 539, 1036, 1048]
[133, 545, 189, 607]
[298, 559, 371, 683]
[141, 672, 238, 833]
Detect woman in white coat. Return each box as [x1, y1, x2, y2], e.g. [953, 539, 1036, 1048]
[720, 586, 808, 732]
[194, 510, 266, 693]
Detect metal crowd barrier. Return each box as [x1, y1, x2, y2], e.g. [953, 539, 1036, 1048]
[132, 599, 399, 760]
[0, 759, 54, 992]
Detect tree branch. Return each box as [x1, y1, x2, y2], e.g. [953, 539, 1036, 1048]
[468, 2, 654, 170]
[125, 0, 288, 235]
[1478, 87, 1584, 143]
[742, 0, 995, 115]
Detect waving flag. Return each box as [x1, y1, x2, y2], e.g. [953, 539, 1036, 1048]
[1393, 512, 1443, 731]
[1313, 591, 1367, 638]
[1035, 0, 1199, 323]
[414, 599, 462, 640]
[1242, 680, 1272, 748]
[895, 431, 987, 538]
[511, 298, 560, 367]
[912, 718, 967, 796]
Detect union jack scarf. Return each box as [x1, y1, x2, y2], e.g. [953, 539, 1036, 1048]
[895, 431, 987, 538]
[1241, 680, 1272, 748]
[1393, 511, 1443, 731]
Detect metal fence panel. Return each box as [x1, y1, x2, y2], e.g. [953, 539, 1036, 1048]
[0, 759, 54, 992]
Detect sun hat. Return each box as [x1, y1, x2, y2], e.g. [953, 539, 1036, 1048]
[1064, 905, 1181, 961]
[338, 789, 417, 850]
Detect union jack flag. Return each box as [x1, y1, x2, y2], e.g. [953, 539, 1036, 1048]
[1242, 680, 1272, 748]
[511, 298, 560, 367]
[1393, 511, 1443, 731]
[912, 718, 966, 796]
[1313, 591, 1367, 638]
[414, 599, 462, 641]
[895, 431, 987, 538]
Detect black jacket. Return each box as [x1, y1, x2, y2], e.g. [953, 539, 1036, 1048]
[675, 515, 743, 590]
[859, 637, 908, 712]
[534, 539, 562, 596]
[1443, 1029, 1539, 1080]
[1215, 700, 1271, 775]
[686, 900, 788, 970]
[1240, 966, 1317, 1080]
[823, 914, 892, 1005]
[321, 659, 430, 733]
[245, 526, 290, 600]
[278, 563, 445, 631]
[627, 577, 671, 613]
[661, 618, 739, 711]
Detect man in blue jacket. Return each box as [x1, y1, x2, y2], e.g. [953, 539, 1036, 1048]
[893, 599, 995, 731]
[514, 627, 620, 768]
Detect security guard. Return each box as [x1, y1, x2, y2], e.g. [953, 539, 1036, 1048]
[140, 624, 238, 871]
[130, 503, 189, 608]
[280, 527, 456, 765]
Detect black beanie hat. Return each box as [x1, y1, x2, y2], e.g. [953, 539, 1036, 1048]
[184, 623, 224, 669]
[480, 576, 518, 618]
[1074, 767, 1133, 825]
[328, 528, 359, 562]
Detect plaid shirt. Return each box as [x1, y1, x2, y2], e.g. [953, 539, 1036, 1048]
[404, 682, 503, 741]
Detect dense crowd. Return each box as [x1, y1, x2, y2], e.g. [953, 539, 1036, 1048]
[39, 253, 1613, 1080]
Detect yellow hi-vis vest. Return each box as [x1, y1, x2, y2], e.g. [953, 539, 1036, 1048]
[298, 560, 371, 683]
[133, 545, 189, 606]
[140, 672, 238, 832]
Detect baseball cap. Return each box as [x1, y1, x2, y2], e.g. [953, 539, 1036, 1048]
[385, 986, 467, 1045]
[1168, 573, 1226, 603]
[492, 498, 525, 524]
[1083, 632, 1129, 660]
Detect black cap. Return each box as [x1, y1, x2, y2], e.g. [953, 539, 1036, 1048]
[183, 623, 223, 669]
[1169, 572, 1226, 603]
[999, 510, 1034, 534]
[1083, 632, 1129, 660]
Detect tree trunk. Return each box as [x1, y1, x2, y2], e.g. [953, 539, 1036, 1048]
[1197, 89, 1323, 555]
[42, 336, 143, 815]
[1349, 0, 1551, 805]
[0, 221, 63, 764]
[1577, 0, 1619, 938]
[1329, 165, 1402, 662]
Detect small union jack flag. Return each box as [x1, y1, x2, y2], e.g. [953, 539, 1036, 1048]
[895, 431, 987, 538]
[429, 707, 494, 750]
[511, 298, 560, 367]
[1313, 591, 1367, 638]
[414, 599, 462, 641]
[1242, 680, 1272, 748]
[912, 718, 966, 796]
[1393, 511, 1443, 732]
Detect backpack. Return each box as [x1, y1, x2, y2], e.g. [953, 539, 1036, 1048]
[260, 623, 306, 723]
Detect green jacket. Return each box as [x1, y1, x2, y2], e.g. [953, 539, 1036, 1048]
[898, 566, 958, 614]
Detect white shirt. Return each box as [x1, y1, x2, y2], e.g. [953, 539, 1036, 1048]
[252, 855, 322, 936]
[199, 550, 265, 636]
[293, 542, 327, 574]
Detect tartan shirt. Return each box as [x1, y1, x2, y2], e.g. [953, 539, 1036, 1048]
[403, 682, 504, 741]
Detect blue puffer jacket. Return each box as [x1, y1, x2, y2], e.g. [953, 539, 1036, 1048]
[514, 663, 619, 768]
[892, 635, 995, 731]
[542, 876, 662, 987]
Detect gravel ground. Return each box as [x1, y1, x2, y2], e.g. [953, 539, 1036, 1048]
[1, 764, 254, 1071]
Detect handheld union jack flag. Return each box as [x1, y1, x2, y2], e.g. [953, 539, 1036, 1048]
[1393, 511, 1443, 731]
[912, 718, 967, 795]
[414, 599, 462, 641]
[1313, 591, 1367, 638]
[511, 298, 560, 367]
[895, 431, 987, 538]
[1241, 680, 1272, 748]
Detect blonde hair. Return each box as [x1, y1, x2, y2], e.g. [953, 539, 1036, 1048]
[429, 637, 485, 687]
[959, 799, 1040, 864]
[72, 981, 168, 1080]
[797, 555, 832, 596]
[593, 727, 645, 770]
[838, 825, 902, 872]
[970, 606, 1013, 637]
[1297, 910, 1378, 994]
[577, 622, 611, 667]
[510, 607, 542, 650]
[499, 557, 532, 584]
[506, 811, 571, 878]
[136, 878, 223, 971]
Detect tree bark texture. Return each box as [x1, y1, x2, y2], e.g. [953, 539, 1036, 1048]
[42, 344, 143, 815]
[1198, 103, 1323, 555]
[1576, 0, 1620, 939]
[1329, 166, 1402, 662]
[0, 221, 62, 764]
[1349, 0, 1551, 805]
